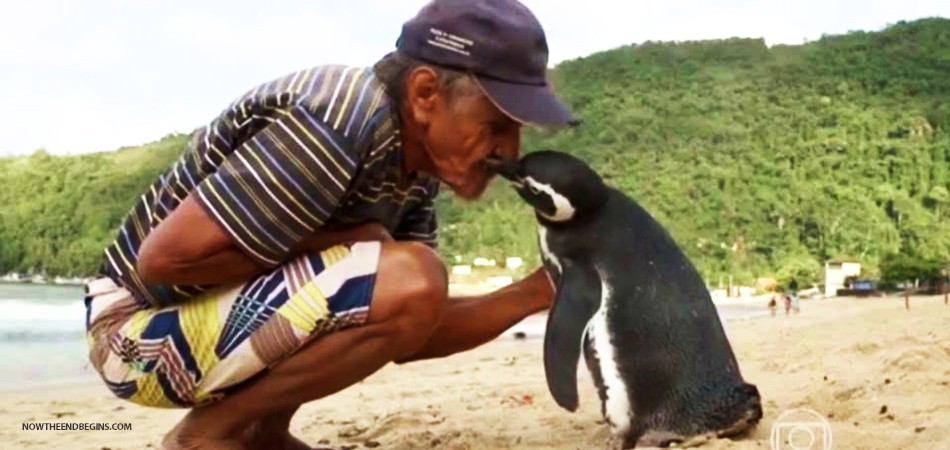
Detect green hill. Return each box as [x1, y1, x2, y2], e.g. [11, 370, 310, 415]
[2, 18, 949, 287]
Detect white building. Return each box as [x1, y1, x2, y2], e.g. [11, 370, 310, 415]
[824, 259, 862, 297]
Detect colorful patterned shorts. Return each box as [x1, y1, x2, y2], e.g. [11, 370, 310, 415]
[84, 241, 380, 408]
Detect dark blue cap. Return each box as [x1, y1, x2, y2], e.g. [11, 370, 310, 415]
[396, 0, 578, 127]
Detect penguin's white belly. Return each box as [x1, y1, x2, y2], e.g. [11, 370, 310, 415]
[588, 277, 632, 436]
[537, 226, 562, 275]
[538, 225, 629, 432]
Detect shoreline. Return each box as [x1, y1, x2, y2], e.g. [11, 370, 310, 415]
[0, 376, 102, 394]
[0, 299, 773, 392]
[0, 282, 914, 392]
[2, 295, 948, 449]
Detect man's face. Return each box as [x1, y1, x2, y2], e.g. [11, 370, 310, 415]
[406, 68, 522, 200]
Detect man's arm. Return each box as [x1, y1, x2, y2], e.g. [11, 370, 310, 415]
[137, 195, 393, 286]
[383, 184, 555, 363]
[137, 195, 266, 285]
[137, 106, 376, 286]
[395, 266, 555, 363]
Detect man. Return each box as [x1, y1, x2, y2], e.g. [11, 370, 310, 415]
[83, 0, 577, 448]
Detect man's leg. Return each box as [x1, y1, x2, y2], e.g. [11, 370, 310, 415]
[243, 260, 555, 449]
[395, 264, 553, 363]
[163, 241, 448, 449]
[163, 241, 552, 449]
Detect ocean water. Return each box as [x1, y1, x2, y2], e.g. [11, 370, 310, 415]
[0, 283, 769, 389]
[0, 283, 98, 390]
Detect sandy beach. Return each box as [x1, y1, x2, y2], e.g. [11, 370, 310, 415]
[3, 292, 948, 450]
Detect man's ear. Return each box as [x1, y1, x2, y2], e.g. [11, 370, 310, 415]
[406, 66, 441, 125]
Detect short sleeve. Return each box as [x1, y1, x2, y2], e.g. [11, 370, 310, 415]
[193, 106, 361, 267]
[392, 183, 440, 249]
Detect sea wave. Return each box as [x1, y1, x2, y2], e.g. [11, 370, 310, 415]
[0, 299, 86, 342]
[0, 329, 86, 342]
[0, 298, 84, 320]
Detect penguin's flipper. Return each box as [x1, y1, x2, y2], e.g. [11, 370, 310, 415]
[543, 260, 602, 412]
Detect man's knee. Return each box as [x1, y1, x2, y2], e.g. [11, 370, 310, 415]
[369, 242, 448, 356]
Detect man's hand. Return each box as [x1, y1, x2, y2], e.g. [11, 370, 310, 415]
[520, 266, 556, 311]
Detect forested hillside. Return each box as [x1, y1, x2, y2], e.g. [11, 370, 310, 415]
[2, 18, 948, 287]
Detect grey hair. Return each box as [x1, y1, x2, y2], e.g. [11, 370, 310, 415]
[372, 51, 479, 106]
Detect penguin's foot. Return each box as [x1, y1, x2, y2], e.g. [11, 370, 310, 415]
[637, 429, 726, 448]
[602, 433, 626, 450]
[673, 433, 715, 448]
[638, 430, 689, 448]
[714, 406, 763, 439]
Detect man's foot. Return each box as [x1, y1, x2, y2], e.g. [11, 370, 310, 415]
[241, 420, 312, 450]
[245, 430, 312, 450]
[161, 421, 247, 450]
[162, 420, 312, 450]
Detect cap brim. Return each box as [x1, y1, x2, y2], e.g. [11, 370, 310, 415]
[473, 76, 580, 128]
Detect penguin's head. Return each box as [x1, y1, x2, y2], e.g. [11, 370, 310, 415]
[484, 150, 608, 223]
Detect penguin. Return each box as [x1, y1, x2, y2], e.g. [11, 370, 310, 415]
[484, 150, 762, 449]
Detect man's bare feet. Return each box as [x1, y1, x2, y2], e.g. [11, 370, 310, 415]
[162, 419, 311, 450]
[241, 420, 312, 450]
[161, 421, 247, 450]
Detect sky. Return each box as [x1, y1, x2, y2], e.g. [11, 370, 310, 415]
[2, 0, 948, 157]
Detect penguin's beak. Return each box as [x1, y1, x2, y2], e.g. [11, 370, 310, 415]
[483, 156, 519, 182]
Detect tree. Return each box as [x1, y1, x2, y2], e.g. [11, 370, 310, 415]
[2, 19, 950, 282]
[926, 185, 949, 218]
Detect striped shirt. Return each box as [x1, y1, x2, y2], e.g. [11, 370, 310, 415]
[98, 65, 441, 307]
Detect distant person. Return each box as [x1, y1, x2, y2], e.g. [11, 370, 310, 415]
[768, 295, 777, 317]
[784, 293, 792, 316]
[81, 1, 574, 448]
[791, 292, 800, 315]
